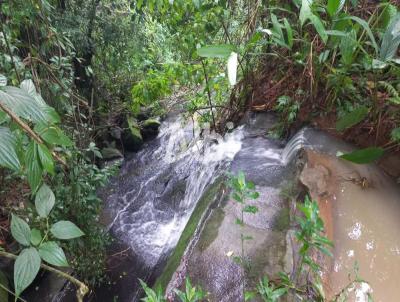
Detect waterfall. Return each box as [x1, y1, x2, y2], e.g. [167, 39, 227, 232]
[281, 128, 308, 164]
[105, 115, 245, 269]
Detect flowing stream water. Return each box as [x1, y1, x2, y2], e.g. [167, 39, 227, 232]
[93, 114, 247, 301]
[51, 114, 400, 302]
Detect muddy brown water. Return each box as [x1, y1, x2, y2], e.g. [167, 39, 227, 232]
[301, 150, 400, 302]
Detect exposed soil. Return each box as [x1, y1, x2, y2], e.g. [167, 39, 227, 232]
[247, 59, 400, 178]
[0, 169, 30, 248]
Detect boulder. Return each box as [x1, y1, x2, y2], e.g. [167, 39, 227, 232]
[141, 118, 161, 140]
[121, 116, 144, 152]
[101, 147, 123, 160]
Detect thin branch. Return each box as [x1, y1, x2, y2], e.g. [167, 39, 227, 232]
[201, 60, 216, 130]
[0, 283, 27, 302]
[27, 57, 89, 108]
[0, 101, 67, 168]
[0, 250, 89, 302]
[220, 20, 245, 74]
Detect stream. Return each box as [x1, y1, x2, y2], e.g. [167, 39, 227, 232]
[50, 113, 400, 302]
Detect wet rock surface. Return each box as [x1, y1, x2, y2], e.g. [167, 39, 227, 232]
[165, 113, 297, 302]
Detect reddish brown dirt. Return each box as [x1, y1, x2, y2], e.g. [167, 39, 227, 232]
[0, 169, 30, 248]
[247, 58, 400, 178]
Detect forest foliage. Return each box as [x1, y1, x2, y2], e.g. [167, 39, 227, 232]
[0, 0, 399, 301]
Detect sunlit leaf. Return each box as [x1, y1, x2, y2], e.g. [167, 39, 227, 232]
[227, 52, 238, 86]
[327, 0, 345, 17]
[50, 221, 84, 240]
[197, 44, 235, 58]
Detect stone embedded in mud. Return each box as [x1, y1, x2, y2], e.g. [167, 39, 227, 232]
[300, 163, 330, 196]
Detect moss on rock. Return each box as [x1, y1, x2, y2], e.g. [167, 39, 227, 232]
[155, 178, 225, 290]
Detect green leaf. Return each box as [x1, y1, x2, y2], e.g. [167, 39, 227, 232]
[340, 30, 357, 66]
[235, 218, 244, 226]
[35, 184, 55, 218]
[0, 87, 50, 124]
[391, 127, 400, 142]
[312, 279, 325, 299]
[50, 221, 84, 240]
[327, 0, 345, 17]
[283, 18, 293, 48]
[379, 13, 400, 62]
[0, 270, 9, 302]
[299, 0, 327, 43]
[34, 123, 73, 147]
[232, 192, 243, 203]
[0, 127, 21, 171]
[336, 106, 369, 131]
[14, 247, 41, 297]
[248, 191, 260, 199]
[309, 14, 328, 43]
[25, 142, 43, 193]
[339, 147, 384, 164]
[38, 242, 69, 267]
[11, 214, 31, 246]
[197, 44, 235, 58]
[340, 16, 379, 55]
[244, 205, 259, 214]
[246, 181, 255, 190]
[37, 144, 54, 175]
[299, 0, 312, 26]
[245, 291, 256, 301]
[30, 229, 42, 246]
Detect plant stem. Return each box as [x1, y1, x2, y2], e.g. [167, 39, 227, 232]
[0, 251, 89, 302]
[201, 60, 216, 130]
[0, 283, 27, 302]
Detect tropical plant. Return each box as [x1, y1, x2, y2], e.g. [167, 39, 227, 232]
[0, 184, 87, 301]
[256, 276, 287, 302]
[139, 279, 166, 302]
[228, 171, 260, 300]
[174, 277, 206, 302]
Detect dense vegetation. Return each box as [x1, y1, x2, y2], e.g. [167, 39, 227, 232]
[0, 0, 399, 301]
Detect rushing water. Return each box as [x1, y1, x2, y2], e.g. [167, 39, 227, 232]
[51, 114, 399, 302]
[93, 115, 246, 301]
